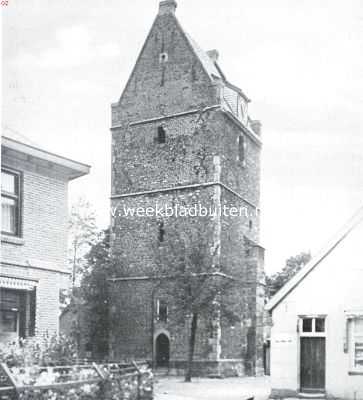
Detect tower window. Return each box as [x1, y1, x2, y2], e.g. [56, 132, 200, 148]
[157, 299, 168, 322]
[237, 135, 245, 164]
[158, 221, 165, 242]
[191, 64, 197, 81]
[159, 52, 168, 63]
[157, 127, 166, 144]
[249, 220, 253, 230]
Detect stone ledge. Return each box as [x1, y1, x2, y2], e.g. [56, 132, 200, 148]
[1, 234, 25, 246]
[165, 359, 246, 378]
[270, 388, 298, 399]
[348, 370, 363, 375]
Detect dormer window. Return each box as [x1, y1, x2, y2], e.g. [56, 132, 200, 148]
[157, 127, 166, 144]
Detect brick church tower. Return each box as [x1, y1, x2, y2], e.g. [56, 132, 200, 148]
[109, 0, 265, 376]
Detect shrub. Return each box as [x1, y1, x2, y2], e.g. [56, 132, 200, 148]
[0, 334, 77, 367]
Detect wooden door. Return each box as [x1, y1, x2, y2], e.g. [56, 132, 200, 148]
[300, 337, 325, 392]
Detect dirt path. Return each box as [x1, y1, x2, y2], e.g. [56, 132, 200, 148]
[154, 376, 271, 400]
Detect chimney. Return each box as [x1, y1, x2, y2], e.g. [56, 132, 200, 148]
[158, 0, 177, 15]
[207, 49, 219, 63]
[250, 120, 262, 136]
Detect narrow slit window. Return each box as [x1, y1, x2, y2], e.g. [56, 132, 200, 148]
[158, 221, 165, 242]
[157, 299, 168, 322]
[191, 64, 197, 81]
[237, 135, 245, 163]
[157, 127, 166, 144]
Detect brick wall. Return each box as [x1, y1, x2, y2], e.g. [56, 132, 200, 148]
[111, 13, 218, 126]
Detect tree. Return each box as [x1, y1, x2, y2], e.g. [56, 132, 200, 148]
[79, 228, 118, 359]
[154, 218, 239, 382]
[266, 252, 311, 298]
[68, 197, 98, 287]
[60, 198, 99, 355]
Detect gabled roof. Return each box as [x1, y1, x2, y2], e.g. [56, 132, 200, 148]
[266, 205, 363, 312]
[118, 1, 248, 103]
[183, 31, 223, 80]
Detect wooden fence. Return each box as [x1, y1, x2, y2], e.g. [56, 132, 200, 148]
[0, 360, 153, 400]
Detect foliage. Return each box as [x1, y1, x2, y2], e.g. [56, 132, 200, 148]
[154, 217, 237, 381]
[68, 197, 98, 287]
[101, 368, 153, 400]
[78, 228, 117, 359]
[0, 334, 77, 367]
[266, 251, 311, 298]
[17, 384, 101, 400]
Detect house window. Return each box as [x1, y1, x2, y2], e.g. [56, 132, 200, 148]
[1, 169, 21, 236]
[237, 135, 245, 164]
[157, 127, 166, 144]
[0, 289, 36, 339]
[0, 289, 20, 338]
[351, 318, 363, 371]
[315, 318, 325, 333]
[299, 316, 326, 335]
[0, 310, 18, 333]
[0, 290, 20, 334]
[157, 299, 168, 322]
[302, 318, 313, 333]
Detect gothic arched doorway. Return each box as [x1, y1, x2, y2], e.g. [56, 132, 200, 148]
[155, 333, 170, 367]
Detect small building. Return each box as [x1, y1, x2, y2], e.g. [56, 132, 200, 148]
[266, 207, 363, 399]
[1, 130, 90, 344]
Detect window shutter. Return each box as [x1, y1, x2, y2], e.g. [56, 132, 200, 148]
[18, 292, 27, 339]
[28, 289, 36, 337]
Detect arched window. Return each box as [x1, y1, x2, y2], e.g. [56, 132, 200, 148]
[157, 127, 166, 144]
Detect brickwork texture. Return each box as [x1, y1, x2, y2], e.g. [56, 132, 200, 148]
[109, 0, 265, 377]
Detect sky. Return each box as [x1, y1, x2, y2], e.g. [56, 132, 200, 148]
[2, 0, 363, 274]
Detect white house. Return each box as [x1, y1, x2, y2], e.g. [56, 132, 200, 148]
[1, 129, 90, 343]
[266, 207, 363, 399]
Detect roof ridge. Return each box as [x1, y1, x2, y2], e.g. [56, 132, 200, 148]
[266, 205, 363, 311]
[176, 21, 223, 81]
